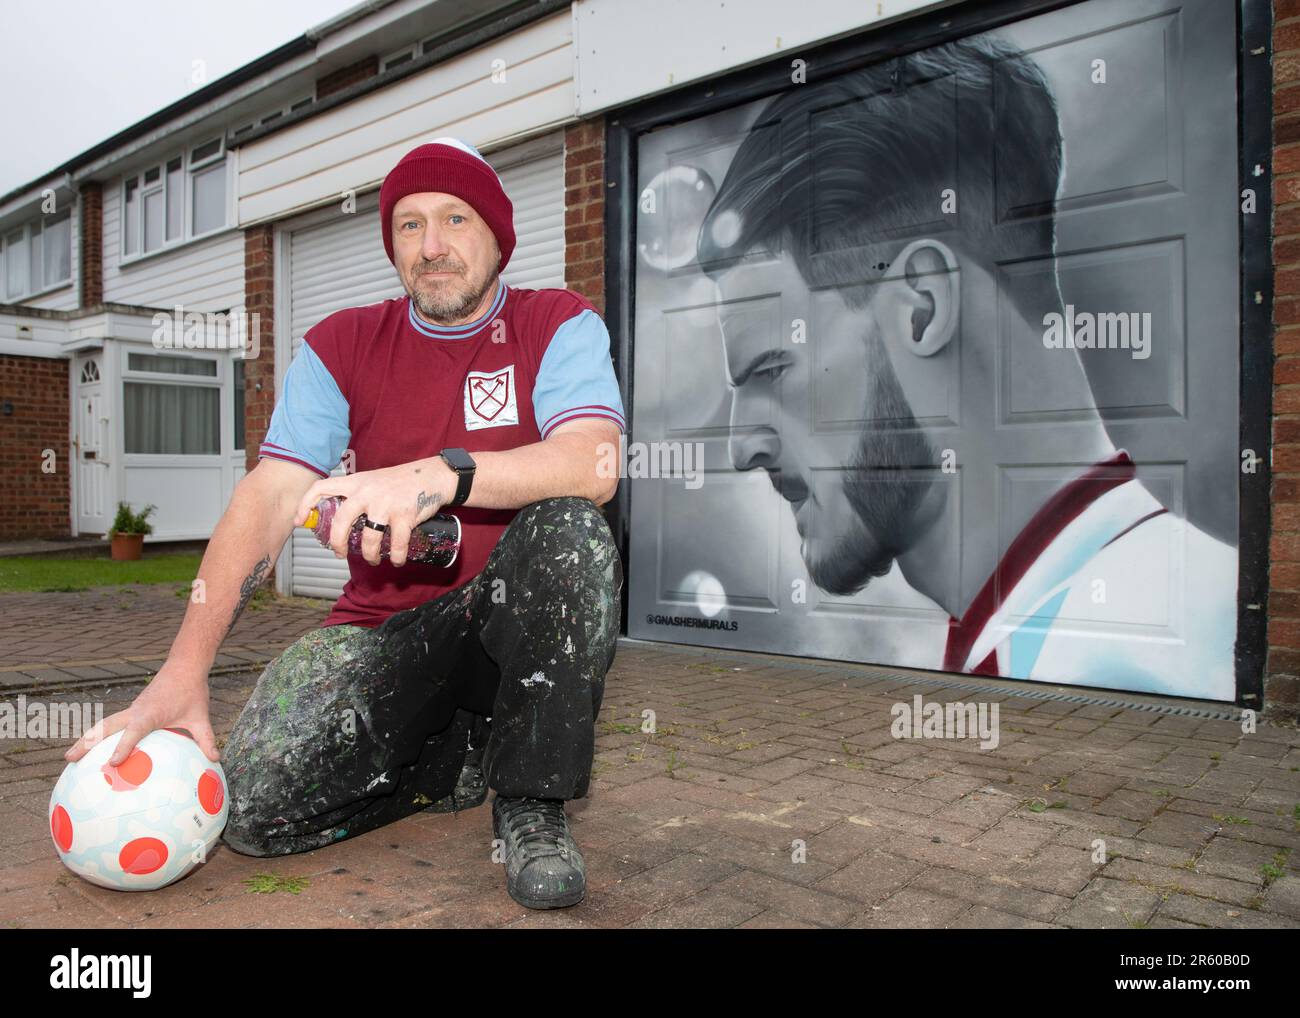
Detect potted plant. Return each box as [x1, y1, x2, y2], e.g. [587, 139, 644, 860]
[109, 502, 156, 561]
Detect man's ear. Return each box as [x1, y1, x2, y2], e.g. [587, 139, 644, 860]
[880, 239, 960, 357]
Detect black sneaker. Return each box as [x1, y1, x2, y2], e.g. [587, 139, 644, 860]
[492, 795, 586, 909]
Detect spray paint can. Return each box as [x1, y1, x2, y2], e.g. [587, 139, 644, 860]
[301, 496, 460, 567]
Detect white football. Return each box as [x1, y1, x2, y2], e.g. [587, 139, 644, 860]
[49, 728, 229, 891]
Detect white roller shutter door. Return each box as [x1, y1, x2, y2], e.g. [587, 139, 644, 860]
[283, 136, 566, 598]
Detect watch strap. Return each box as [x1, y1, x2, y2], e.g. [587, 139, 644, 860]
[441, 448, 475, 507]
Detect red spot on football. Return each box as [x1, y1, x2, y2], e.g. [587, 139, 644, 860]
[101, 748, 153, 790]
[119, 837, 168, 876]
[50, 805, 73, 852]
[198, 769, 224, 815]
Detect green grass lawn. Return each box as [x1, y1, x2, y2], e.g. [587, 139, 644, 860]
[0, 554, 202, 593]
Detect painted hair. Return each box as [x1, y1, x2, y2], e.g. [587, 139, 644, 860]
[696, 34, 1064, 310]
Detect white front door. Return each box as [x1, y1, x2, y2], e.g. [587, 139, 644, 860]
[75, 356, 109, 534]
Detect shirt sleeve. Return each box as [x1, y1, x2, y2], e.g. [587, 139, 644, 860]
[258, 342, 351, 477]
[532, 309, 627, 439]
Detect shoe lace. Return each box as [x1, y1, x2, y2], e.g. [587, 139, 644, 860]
[499, 797, 573, 859]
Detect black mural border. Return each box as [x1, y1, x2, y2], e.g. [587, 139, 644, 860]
[605, 0, 1272, 708]
[1237, 0, 1273, 711]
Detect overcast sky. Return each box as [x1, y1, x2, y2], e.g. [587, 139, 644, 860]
[0, 0, 362, 195]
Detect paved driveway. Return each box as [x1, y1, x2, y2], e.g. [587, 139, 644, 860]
[1, 587, 1298, 928]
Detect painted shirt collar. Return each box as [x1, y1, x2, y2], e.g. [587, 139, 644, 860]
[942, 451, 1167, 672]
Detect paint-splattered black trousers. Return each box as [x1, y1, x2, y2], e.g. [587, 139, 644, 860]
[221, 496, 622, 857]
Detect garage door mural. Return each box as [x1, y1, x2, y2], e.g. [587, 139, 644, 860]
[626, 0, 1240, 700]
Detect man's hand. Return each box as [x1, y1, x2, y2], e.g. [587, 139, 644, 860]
[294, 459, 457, 566]
[64, 662, 219, 766]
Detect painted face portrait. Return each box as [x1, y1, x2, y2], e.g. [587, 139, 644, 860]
[628, 4, 1242, 702]
[715, 251, 936, 596]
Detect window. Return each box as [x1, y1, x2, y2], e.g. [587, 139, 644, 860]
[5, 229, 27, 299]
[123, 352, 222, 455]
[124, 179, 139, 255]
[128, 353, 217, 376]
[1, 211, 72, 300]
[381, 45, 416, 72]
[165, 158, 183, 241]
[191, 163, 225, 236]
[121, 137, 227, 257]
[43, 213, 71, 285]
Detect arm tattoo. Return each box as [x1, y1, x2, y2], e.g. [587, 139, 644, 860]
[230, 555, 272, 629]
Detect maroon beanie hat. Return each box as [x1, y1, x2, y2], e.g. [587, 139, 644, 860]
[379, 137, 516, 272]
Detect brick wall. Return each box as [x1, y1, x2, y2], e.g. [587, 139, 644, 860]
[316, 56, 379, 100]
[0, 354, 69, 540]
[1271, 0, 1300, 711]
[240, 224, 277, 585]
[564, 119, 606, 313]
[243, 225, 276, 476]
[78, 182, 102, 308]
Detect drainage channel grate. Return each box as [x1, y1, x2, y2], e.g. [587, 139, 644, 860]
[620, 638, 1245, 723]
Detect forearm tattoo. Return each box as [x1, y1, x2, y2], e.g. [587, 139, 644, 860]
[230, 555, 272, 629]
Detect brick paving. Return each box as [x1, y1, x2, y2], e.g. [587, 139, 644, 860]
[1, 589, 1299, 928]
[0, 586, 327, 688]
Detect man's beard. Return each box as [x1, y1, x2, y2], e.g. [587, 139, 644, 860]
[805, 332, 935, 596]
[406, 257, 497, 323]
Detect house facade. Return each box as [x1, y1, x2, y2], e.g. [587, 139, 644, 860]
[1, 0, 1294, 712]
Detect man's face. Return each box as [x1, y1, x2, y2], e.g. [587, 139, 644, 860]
[716, 251, 935, 595]
[392, 192, 500, 323]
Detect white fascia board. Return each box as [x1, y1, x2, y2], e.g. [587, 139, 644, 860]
[312, 0, 431, 59]
[0, 174, 75, 224]
[572, 0, 962, 115]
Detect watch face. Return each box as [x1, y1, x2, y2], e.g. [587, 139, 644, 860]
[442, 448, 475, 472]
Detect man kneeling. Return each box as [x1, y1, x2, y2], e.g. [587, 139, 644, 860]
[63, 138, 626, 911]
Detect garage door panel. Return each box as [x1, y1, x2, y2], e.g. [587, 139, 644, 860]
[628, 0, 1238, 700]
[999, 239, 1186, 422]
[997, 12, 1184, 218]
[654, 468, 779, 611]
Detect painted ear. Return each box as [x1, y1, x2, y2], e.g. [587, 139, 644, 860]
[886, 239, 960, 357]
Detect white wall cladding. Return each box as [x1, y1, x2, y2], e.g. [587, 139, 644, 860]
[102, 179, 245, 311]
[572, 0, 954, 114]
[237, 10, 573, 226]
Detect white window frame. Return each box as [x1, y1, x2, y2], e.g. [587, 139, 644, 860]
[0, 211, 73, 301]
[120, 136, 230, 262]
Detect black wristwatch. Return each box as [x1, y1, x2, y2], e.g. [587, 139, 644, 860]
[440, 447, 476, 507]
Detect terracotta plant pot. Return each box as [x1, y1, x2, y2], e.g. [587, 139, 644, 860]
[110, 533, 144, 561]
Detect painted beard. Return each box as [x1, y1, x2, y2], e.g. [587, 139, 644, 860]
[805, 331, 935, 596]
[407, 258, 496, 323]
